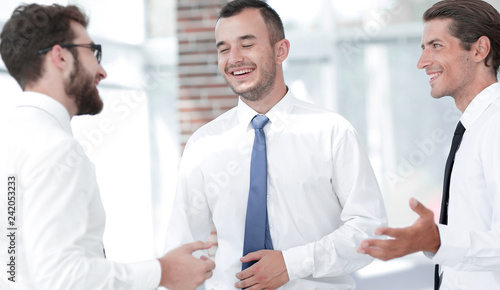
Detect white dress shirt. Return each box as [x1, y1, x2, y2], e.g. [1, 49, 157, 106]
[165, 92, 387, 289]
[0, 92, 160, 289]
[431, 82, 500, 289]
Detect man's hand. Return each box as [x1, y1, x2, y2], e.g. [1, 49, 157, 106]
[158, 241, 215, 290]
[234, 250, 289, 289]
[357, 198, 441, 261]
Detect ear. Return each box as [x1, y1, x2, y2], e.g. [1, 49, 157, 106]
[275, 39, 290, 65]
[48, 45, 70, 70]
[472, 36, 491, 63]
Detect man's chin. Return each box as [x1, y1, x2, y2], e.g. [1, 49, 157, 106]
[231, 86, 263, 102]
[430, 91, 446, 99]
[76, 97, 103, 116]
[87, 106, 103, 116]
[429, 87, 443, 99]
[77, 108, 102, 116]
[228, 83, 250, 95]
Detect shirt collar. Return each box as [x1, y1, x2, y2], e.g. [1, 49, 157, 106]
[460, 82, 500, 131]
[236, 90, 295, 132]
[17, 91, 73, 135]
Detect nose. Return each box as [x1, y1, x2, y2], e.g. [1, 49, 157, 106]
[228, 47, 244, 65]
[98, 64, 107, 80]
[417, 49, 431, 70]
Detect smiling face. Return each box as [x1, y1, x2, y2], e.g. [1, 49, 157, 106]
[417, 18, 476, 100]
[215, 8, 278, 102]
[66, 21, 107, 115]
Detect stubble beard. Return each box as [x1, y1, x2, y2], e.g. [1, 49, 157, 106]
[431, 52, 475, 100]
[224, 54, 277, 102]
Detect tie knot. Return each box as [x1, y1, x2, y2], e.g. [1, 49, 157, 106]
[252, 115, 269, 130]
[455, 121, 465, 136]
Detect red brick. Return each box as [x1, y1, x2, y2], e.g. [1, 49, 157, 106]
[177, 0, 229, 155]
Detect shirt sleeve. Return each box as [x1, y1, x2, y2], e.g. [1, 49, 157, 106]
[21, 138, 161, 290]
[163, 139, 212, 257]
[433, 225, 500, 271]
[282, 124, 388, 279]
[431, 119, 500, 271]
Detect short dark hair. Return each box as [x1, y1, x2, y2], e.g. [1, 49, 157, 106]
[218, 0, 285, 45]
[0, 4, 88, 89]
[423, 0, 500, 76]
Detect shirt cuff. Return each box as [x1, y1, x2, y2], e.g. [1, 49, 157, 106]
[431, 224, 470, 266]
[129, 259, 162, 289]
[282, 243, 314, 280]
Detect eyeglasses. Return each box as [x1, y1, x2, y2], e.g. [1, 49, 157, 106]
[37, 44, 102, 64]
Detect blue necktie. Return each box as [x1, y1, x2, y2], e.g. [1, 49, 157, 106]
[434, 121, 465, 290]
[242, 114, 273, 270]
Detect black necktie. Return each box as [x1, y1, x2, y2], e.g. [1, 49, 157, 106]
[434, 121, 466, 290]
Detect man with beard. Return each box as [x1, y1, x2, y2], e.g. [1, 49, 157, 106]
[0, 4, 214, 290]
[164, 0, 387, 289]
[357, 0, 500, 289]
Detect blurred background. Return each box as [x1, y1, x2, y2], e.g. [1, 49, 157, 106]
[3, 0, 498, 289]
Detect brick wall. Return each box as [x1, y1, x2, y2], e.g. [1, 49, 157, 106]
[177, 0, 239, 256]
[177, 0, 237, 148]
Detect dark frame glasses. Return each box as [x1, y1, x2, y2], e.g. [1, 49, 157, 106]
[37, 44, 102, 64]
